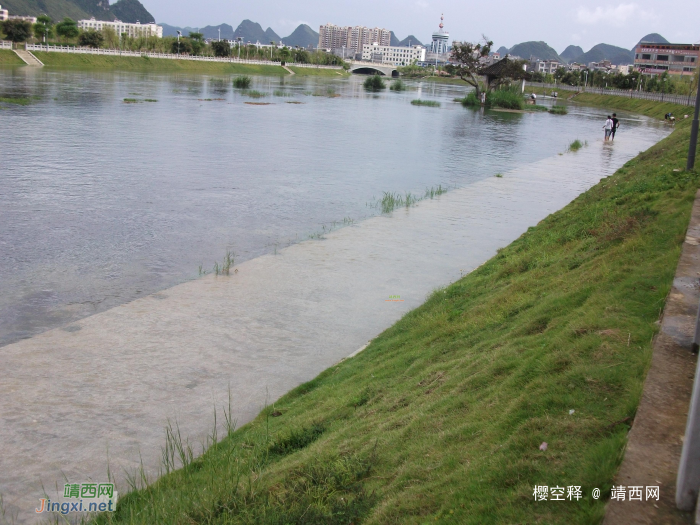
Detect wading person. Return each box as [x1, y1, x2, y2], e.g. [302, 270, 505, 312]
[611, 113, 620, 141]
[603, 115, 613, 141]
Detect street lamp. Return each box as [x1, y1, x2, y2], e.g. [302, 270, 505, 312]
[176, 30, 181, 56]
[237, 37, 242, 59]
[218, 28, 220, 42]
[270, 41, 274, 60]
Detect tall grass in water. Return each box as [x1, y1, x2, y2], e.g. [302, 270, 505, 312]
[232, 75, 252, 89]
[486, 86, 523, 110]
[411, 99, 440, 107]
[549, 105, 568, 115]
[363, 75, 386, 91]
[379, 185, 448, 213]
[457, 92, 479, 107]
[389, 79, 406, 91]
[273, 89, 293, 97]
[568, 139, 587, 152]
[200, 250, 235, 276]
[244, 90, 268, 98]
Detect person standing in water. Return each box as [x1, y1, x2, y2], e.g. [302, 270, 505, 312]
[611, 113, 620, 141]
[603, 115, 613, 141]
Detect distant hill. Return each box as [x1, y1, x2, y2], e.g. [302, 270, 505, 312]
[496, 46, 509, 56]
[231, 19, 280, 44]
[633, 33, 669, 51]
[390, 31, 400, 46]
[507, 41, 563, 62]
[281, 24, 318, 47]
[572, 43, 634, 65]
[398, 35, 421, 47]
[560, 45, 583, 63]
[1, 0, 154, 23]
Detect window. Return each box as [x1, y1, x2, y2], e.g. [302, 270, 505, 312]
[642, 54, 651, 60]
[673, 55, 685, 62]
[657, 55, 668, 61]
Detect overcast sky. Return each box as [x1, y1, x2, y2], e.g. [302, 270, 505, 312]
[147, 0, 700, 52]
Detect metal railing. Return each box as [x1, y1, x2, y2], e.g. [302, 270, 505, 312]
[24, 44, 343, 69]
[526, 81, 697, 107]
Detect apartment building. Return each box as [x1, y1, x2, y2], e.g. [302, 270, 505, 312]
[0, 5, 8, 21]
[78, 18, 163, 38]
[634, 42, 699, 76]
[530, 59, 561, 74]
[318, 23, 391, 55]
[361, 43, 426, 65]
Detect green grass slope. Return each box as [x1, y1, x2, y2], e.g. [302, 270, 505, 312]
[32, 52, 288, 75]
[94, 101, 699, 524]
[0, 49, 24, 65]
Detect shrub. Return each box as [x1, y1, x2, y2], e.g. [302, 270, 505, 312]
[233, 76, 252, 89]
[364, 75, 386, 91]
[390, 79, 406, 91]
[486, 86, 524, 110]
[211, 40, 231, 58]
[458, 92, 480, 107]
[78, 29, 104, 48]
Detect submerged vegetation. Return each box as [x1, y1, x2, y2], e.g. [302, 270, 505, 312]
[376, 185, 448, 213]
[411, 99, 440, 107]
[232, 75, 252, 89]
[389, 79, 407, 91]
[568, 139, 587, 152]
[199, 251, 235, 276]
[458, 86, 524, 110]
[363, 75, 386, 92]
[549, 105, 568, 115]
[0, 96, 31, 105]
[243, 90, 267, 99]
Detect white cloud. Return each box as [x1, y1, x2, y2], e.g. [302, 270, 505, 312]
[576, 3, 655, 27]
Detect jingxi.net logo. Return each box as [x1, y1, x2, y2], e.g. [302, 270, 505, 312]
[36, 483, 118, 515]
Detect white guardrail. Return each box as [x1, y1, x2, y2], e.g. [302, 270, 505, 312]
[24, 44, 343, 69]
[1, 40, 12, 50]
[527, 81, 697, 107]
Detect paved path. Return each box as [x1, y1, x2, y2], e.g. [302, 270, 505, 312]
[602, 191, 700, 525]
[13, 49, 43, 67]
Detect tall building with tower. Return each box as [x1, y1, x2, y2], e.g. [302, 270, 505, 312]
[430, 14, 449, 54]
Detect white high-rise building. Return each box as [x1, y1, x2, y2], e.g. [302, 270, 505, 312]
[78, 18, 163, 39]
[318, 23, 391, 55]
[362, 44, 426, 65]
[430, 14, 449, 55]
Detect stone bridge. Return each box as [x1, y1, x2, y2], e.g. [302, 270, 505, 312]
[348, 61, 399, 77]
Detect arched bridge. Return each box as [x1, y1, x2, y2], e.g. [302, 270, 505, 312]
[348, 61, 399, 77]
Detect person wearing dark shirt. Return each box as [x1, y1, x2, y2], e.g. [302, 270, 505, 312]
[611, 113, 620, 140]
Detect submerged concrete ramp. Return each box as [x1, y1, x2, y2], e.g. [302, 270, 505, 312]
[0, 129, 666, 523]
[13, 49, 43, 67]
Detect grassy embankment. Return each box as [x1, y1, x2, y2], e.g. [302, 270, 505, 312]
[0, 49, 24, 65]
[93, 95, 698, 524]
[286, 66, 348, 77]
[30, 52, 288, 75]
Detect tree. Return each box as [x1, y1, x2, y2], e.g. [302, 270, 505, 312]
[170, 38, 191, 54]
[188, 32, 204, 56]
[55, 18, 79, 40]
[363, 74, 386, 91]
[482, 58, 527, 91]
[1, 19, 32, 42]
[102, 26, 118, 48]
[450, 37, 492, 99]
[78, 29, 104, 48]
[278, 46, 290, 65]
[33, 15, 53, 42]
[211, 39, 230, 57]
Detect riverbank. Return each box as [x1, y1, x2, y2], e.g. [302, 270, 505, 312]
[87, 100, 697, 523]
[28, 52, 287, 75]
[0, 49, 24, 65]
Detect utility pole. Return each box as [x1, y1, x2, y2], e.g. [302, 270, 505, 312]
[687, 83, 700, 171]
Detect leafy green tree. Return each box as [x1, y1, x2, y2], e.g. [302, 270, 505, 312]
[171, 38, 191, 54]
[55, 18, 79, 40]
[188, 32, 204, 55]
[211, 40, 230, 57]
[1, 19, 33, 42]
[102, 26, 118, 48]
[33, 15, 53, 41]
[450, 37, 492, 99]
[293, 48, 309, 63]
[278, 46, 291, 65]
[78, 29, 104, 48]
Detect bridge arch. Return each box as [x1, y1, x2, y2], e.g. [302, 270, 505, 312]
[348, 63, 399, 77]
